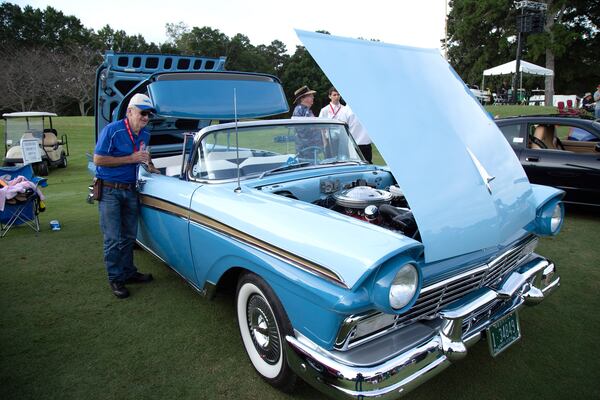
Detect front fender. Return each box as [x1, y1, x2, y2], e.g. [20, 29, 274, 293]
[203, 244, 353, 348]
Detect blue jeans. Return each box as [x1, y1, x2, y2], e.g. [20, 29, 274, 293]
[595, 107, 600, 119]
[99, 186, 139, 283]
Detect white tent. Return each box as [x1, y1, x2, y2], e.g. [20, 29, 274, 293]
[483, 60, 554, 77]
[481, 60, 553, 89]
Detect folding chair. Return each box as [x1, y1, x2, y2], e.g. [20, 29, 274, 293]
[0, 164, 47, 238]
[566, 99, 581, 115]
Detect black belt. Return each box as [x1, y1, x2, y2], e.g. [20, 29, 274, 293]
[103, 180, 136, 191]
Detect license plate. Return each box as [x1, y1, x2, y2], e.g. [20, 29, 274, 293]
[487, 311, 521, 357]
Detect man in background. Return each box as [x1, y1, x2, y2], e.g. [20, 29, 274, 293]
[318, 87, 344, 120]
[581, 92, 594, 113]
[594, 84, 600, 118]
[319, 87, 373, 163]
[292, 86, 322, 158]
[292, 85, 317, 117]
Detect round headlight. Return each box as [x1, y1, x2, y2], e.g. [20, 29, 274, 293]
[389, 263, 418, 309]
[550, 203, 563, 233]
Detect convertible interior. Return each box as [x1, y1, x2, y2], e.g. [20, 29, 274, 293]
[529, 124, 599, 153]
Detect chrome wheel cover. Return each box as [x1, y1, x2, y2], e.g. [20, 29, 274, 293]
[247, 294, 281, 365]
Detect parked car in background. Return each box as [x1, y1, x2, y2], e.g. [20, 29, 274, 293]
[496, 114, 600, 206]
[2, 112, 69, 176]
[93, 31, 565, 400]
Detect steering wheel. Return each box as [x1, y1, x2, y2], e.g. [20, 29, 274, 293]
[297, 146, 325, 162]
[529, 134, 547, 149]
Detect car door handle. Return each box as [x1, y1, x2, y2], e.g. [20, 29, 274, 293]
[525, 157, 539, 162]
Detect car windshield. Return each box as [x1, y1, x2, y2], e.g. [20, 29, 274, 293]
[5, 117, 45, 143]
[191, 122, 364, 180]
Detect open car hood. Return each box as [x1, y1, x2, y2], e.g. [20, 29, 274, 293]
[297, 30, 536, 263]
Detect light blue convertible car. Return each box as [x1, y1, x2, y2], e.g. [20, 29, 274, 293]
[94, 32, 563, 399]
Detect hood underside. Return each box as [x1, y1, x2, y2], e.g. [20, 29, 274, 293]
[296, 30, 536, 262]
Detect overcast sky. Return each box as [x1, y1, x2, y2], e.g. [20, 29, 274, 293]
[15, 0, 448, 52]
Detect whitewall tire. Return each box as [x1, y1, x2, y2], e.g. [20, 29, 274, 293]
[236, 272, 296, 391]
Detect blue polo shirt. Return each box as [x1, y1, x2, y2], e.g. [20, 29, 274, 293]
[94, 119, 150, 183]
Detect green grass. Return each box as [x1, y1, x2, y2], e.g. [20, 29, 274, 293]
[1, 111, 599, 400]
[486, 105, 557, 118]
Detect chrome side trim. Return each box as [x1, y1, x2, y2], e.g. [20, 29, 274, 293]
[139, 194, 347, 288]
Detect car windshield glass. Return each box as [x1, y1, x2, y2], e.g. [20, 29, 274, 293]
[5, 118, 44, 142]
[191, 122, 363, 180]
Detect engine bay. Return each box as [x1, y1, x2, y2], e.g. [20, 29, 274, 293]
[256, 170, 420, 241]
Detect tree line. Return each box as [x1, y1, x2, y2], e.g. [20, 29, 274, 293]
[0, 2, 333, 116]
[447, 0, 599, 99]
[1, 1, 598, 116]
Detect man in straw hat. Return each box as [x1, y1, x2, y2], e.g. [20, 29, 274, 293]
[291, 86, 324, 158]
[292, 85, 317, 117]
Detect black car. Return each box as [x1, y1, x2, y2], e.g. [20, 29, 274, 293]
[496, 114, 600, 206]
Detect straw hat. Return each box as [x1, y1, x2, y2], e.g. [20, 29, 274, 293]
[293, 85, 317, 104]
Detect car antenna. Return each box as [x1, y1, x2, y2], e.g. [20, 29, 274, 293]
[234, 88, 242, 193]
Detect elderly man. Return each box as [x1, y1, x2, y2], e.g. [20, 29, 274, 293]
[94, 93, 157, 299]
[291, 85, 324, 158]
[292, 85, 317, 117]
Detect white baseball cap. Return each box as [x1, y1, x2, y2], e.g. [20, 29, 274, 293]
[128, 93, 155, 112]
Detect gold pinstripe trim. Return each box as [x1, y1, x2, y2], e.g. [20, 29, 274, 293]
[140, 194, 347, 288]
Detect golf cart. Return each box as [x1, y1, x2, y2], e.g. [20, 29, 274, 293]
[529, 89, 545, 106]
[2, 112, 69, 176]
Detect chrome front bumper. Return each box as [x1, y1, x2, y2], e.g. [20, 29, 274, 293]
[285, 256, 559, 400]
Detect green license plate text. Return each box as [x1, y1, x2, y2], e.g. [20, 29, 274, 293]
[487, 311, 521, 357]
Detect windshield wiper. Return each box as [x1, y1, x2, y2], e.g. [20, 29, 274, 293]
[319, 159, 362, 166]
[259, 162, 311, 178]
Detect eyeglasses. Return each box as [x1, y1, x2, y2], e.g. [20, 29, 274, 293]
[140, 111, 153, 117]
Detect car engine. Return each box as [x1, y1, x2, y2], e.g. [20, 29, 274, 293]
[267, 176, 420, 240]
[314, 180, 419, 240]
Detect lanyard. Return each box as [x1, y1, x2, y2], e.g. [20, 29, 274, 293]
[329, 104, 341, 118]
[124, 118, 138, 152]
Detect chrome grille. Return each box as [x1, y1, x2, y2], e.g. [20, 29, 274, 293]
[336, 235, 538, 350]
[483, 237, 538, 288]
[394, 266, 487, 327]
